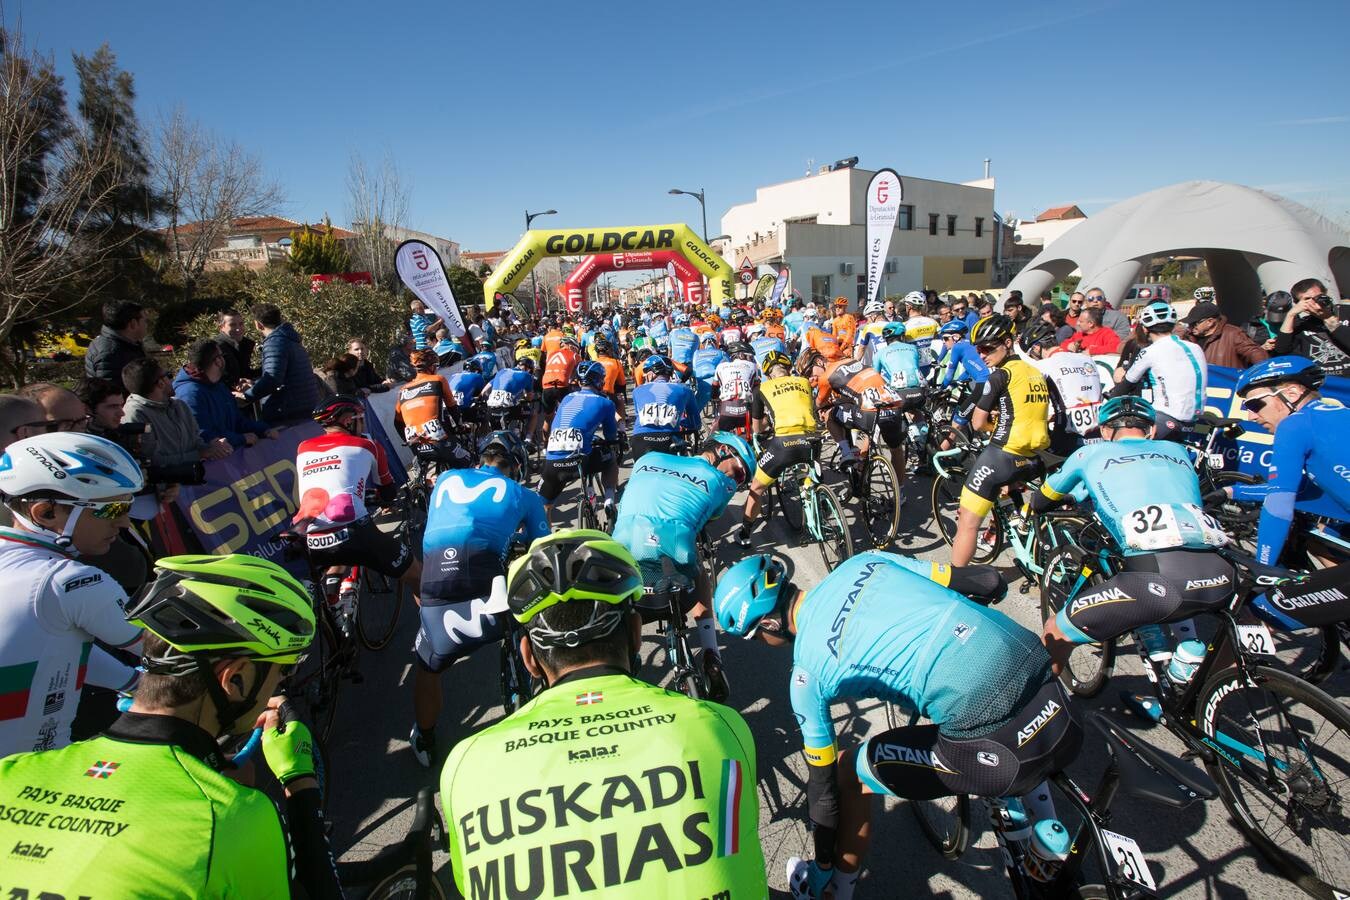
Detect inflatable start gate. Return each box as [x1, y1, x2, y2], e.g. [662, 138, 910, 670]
[482, 223, 732, 313]
[560, 250, 704, 312]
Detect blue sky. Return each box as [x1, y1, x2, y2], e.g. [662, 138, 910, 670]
[9, 0, 1348, 253]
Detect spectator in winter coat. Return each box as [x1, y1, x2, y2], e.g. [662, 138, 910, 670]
[347, 339, 391, 393]
[242, 303, 320, 426]
[123, 357, 232, 468]
[210, 309, 255, 389]
[84, 300, 149, 381]
[1182, 301, 1270, 370]
[1083, 288, 1130, 340]
[173, 340, 277, 449]
[387, 333, 417, 384]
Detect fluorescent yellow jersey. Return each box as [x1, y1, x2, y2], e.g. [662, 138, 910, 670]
[976, 359, 1052, 456]
[751, 375, 820, 436]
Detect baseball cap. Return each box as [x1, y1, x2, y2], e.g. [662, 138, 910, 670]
[1182, 301, 1220, 325]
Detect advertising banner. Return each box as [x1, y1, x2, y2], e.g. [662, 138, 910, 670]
[310, 272, 373, 292]
[752, 273, 776, 303]
[769, 265, 790, 306]
[395, 240, 476, 354]
[865, 168, 903, 306]
[1202, 366, 1350, 476]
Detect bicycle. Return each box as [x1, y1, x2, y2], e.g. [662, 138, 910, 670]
[1043, 539, 1350, 896]
[635, 544, 718, 700]
[564, 444, 614, 531]
[337, 786, 448, 899]
[835, 414, 903, 550]
[765, 435, 854, 569]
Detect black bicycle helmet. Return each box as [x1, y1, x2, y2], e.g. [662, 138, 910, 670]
[970, 314, 1014, 345]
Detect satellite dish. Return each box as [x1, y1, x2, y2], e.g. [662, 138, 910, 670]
[278, 237, 293, 247]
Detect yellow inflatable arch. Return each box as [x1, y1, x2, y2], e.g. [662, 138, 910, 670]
[483, 223, 733, 308]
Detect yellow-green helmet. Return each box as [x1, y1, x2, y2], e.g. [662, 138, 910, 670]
[128, 554, 316, 672]
[507, 530, 642, 647]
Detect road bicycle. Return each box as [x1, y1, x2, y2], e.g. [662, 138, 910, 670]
[635, 536, 719, 700]
[337, 786, 448, 899]
[833, 413, 903, 549]
[563, 446, 614, 531]
[768, 437, 853, 569]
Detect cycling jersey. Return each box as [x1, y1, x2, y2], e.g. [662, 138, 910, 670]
[902, 316, 941, 370]
[632, 380, 700, 434]
[293, 431, 394, 526]
[470, 350, 498, 380]
[0, 530, 140, 756]
[446, 371, 486, 409]
[1122, 335, 1206, 422]
[0, 713, 293, 898]
[595, 355, 626, 397]
[762, 323, 786, 341]
[668, 327, 698, 367]
[612, 453, 735, 570]
[514, 346, 542, 369]
[395, 372, 457, 443]
[941, 340, 990, 387]
[750, 335, 787, 368]
[691, 347, 726, 382]
[542, 346, 580, 389]
[752, 376, 820, 435]
[442, 668, 765, 900]
[1039, 437, 1226, 557]
[804, 326, 843, 361]
[816, 359, 902, 411]
[713, 359, 758, 405]
[545, 389, 618, 459]
[422, 466, 549, 600]
[647, 317, 670, 341]
[831, 313, 857, 349]
[784, 311, 806, 342]
[977, 359, 1054, 456]
[484, 369, 533, 408]
[720, 327, 744, 346]
[1034, 350, 1104, 436]
[873, 342, 924, 390]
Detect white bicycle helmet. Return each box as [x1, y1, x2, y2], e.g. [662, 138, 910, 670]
[1137, 300, 1177, 329]
[904, 291, 927, 308]
[863, 299, 885, 316]
[0, 433, 144, 549]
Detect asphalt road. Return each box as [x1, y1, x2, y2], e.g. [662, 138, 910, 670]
[329, 448, 1342, 899]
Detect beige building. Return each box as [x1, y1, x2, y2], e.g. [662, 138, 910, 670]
[161, 215, 359, 271]
[1014, 204, 1088, 250]
[720, 166, 996, 304]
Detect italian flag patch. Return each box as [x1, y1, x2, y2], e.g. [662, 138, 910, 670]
[717, 759, 743, 857]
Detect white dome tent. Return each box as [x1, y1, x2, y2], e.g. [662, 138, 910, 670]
[1005, 181, 1350, 320]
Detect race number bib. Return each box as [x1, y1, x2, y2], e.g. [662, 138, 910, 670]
[638, 403, 680, 428]
[406, 418, 445, 443]
[487, 389, 515, 408]
[1124, 503, 1229, 551]
[547, 427, 584, 454]
[1066, 402, 1100, 434]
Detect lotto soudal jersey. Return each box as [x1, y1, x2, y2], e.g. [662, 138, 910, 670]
[791, 552, 1050, 768]
[441, 670, 766, 900]
[545, 389, 618, 459]
[293, 432, 393, 527]
[632, 380, 700, 435]
[612, 453, 735, 568]
[422, 467, 549, 599]
[0, 530, 141, 756]
[485, 369, 534, 407]
[1033, 350, 1104, 435]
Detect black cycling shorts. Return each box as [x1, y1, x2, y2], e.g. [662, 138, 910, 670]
[1059, 549, 1237, 644]
[629, 431, 682, 461]
[538, 446, 614, 502]
[960, 446, 1044, 516]
[540, 385, 573, 415]
[753, 435, 820, 486]
[1152, 415, 1192, 444]
[414, 595, 505, 673]
[306, 518, 413, 579]
[857, 678, 1082, 801]
[833, 403, 905, 448]
[411, 438, 475, 469]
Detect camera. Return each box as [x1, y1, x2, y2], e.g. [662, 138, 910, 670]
[1313, 294, 1334, 310]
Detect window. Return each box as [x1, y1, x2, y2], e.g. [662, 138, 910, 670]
[975, 217, 984, 238]
[811, 274, 832, 302]
[855, 274, 867, 303]
[947, 215, 957, 237]
[898, 205, 914, 231]
[928, 213, 939, 236]
[963, 258, 987, 275]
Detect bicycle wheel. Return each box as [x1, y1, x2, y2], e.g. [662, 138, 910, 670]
[355, 566, 404, 651]
[929, 472, 1001, 564]
[861, 453, 901, 549]
[1038, 546, 1115, 698]
[575, 493, 599, 531]
[1197, 664, 1350, 897]
[882, 706, 970, 858]
[775, 470, 806, 533]
[363, 867, 450, 900]
[287, 610, 343, 744]
[814, 486, 854, 570]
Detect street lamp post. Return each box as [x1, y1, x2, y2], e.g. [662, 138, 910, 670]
[525, 208, 557, 315]
[668, 187, 708, 243]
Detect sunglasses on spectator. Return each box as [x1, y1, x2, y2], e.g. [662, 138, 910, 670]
[1241, 392, 1281, 414]
[59, 498, 133, 520]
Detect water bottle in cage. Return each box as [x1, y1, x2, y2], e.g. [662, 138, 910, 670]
[1024, 819, 1071, 882]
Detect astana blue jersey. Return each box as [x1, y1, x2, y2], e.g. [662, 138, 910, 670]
[545, 389, 617, 459]
[784, 311, 806, 342]
[611, 453, 735, 568]
[632, 380, 700, 434]
[874, 342, 924, 390]
[790, 552, 1050, 765]
[422, 466, 550, 599]
[668, 328, 698, 366]
[446, 372, 485, 408]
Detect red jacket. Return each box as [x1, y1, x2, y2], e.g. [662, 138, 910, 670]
[1060, 327, 1120, 355]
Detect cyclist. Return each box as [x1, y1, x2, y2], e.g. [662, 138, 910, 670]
[469, 346, 498, 380]
[762, 306, 787, 341]
[1110, 300, 1207, 442]
[631, 354, 701, 460]
[410, 431, 549, 766]
[295, 396, 423, 604]
[830, 296, 857, 349]
[938, 319, 989, 388]
[952, 315, 1061, 566]
[719, 313, 744, 347]
[851, 299, 888, 365]
[611, 432, 757, 702]
[691, 332, 727, 418]
[539, 361, 619, 522]
[803, 312, 845, 362]
[592, 335, 628, 421]
[736, 349, 822, 546]
[1227, 357, 1350, 565]
[1022, 321, 1104, 455]
[394, 350, 474, 470]
[714, 552, 1079, 900]
[540, 335, 582, 444]
[668, 313, 699, 378]
[441, 530, 766, 899]
[0, 553, 341, 898]
[803, 348, 911, 492]
[514, 336, 542, 370]
[447, 356, 488, 433]
[750, 327, 789, 369]
[0, 433, 144, 755]
[713, 343, 760, 436]
[483, 355, 537, 449]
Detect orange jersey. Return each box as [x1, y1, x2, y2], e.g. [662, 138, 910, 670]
[763, 323, 786, 340]
[804, 326, 844, 362]
[394, 372, 456, 442]
[541, 330, 564, 355]
[816, 358, 901, 410]
[831, 313, 858, 349]
[597, 355, 626, 396]
[542, 346, 580, 388]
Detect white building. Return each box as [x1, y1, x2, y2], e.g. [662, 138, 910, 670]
[720, 165, 996, 305]
[1014, 204, 1087, 250]
[355, 222, 460, 267]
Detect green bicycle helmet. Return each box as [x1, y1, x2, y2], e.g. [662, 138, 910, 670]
[507, 530, 643, 647]
[128, 554, 316, 674]
[1098, 395, 1157, 429]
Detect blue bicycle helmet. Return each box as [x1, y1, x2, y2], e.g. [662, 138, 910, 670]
[707, 431, 756, 486]
[881, 321, 907, 342]
[937, 319, 968, 336]
[1234, 356, 1325, 396]
[1098, 395, 1156, 428]
[478, 430, 528, 473]
[576, 360, 605, 390]
[713, 555, 786, 638]
[642, 354, 673, 378]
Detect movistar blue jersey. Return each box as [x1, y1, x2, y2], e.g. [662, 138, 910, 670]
[446, 372, 485, 408]
[669, 328, 698, 366]
[471, 351, 497, 380]
[612, 453, 735, 569]
[874, 342, 924, 390]
[692, 347, 727, 382]
[422, 466, 549, 599]
[485, 369, 533, 405]
[1041, 437, 1218, 557]
[941, 341, 989, 387]
[545, 389, 617, 459]
[750, 336, 788, 368]
[791, 552, 1050, 765]
[784, 311, 806, 342]
[632, 380, 700, 434]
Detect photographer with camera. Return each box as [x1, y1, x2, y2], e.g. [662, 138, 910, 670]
[1274, 277, 1350, 376]
[122, 358, 229, 494]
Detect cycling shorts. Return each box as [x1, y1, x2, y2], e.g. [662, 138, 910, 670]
[629, 431, 682, 461]
[538, 446, 614, 503]
[411, 438, 475, 469]
[1056, 549, 1237, 645]
[960, 446, 1044, 516]
[857, 678, 1082, 801]
[414, 595, 505, 673]
[306, 518, 413, 579]
[717, 409, 751, 436]
[1152, 415, 1192, 444]
[754, 435, 820, 486]
[635, 557, 701, 606]
[833, 403, 905, 449]
[540, 385, 574, 415]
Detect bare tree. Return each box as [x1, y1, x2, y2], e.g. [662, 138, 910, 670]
[153, 107, 284, 293]
[0, 29, 135, 383]
[346, 151, 410, 287]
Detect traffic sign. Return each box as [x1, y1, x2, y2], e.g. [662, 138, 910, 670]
[739, 256, 755, 285]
